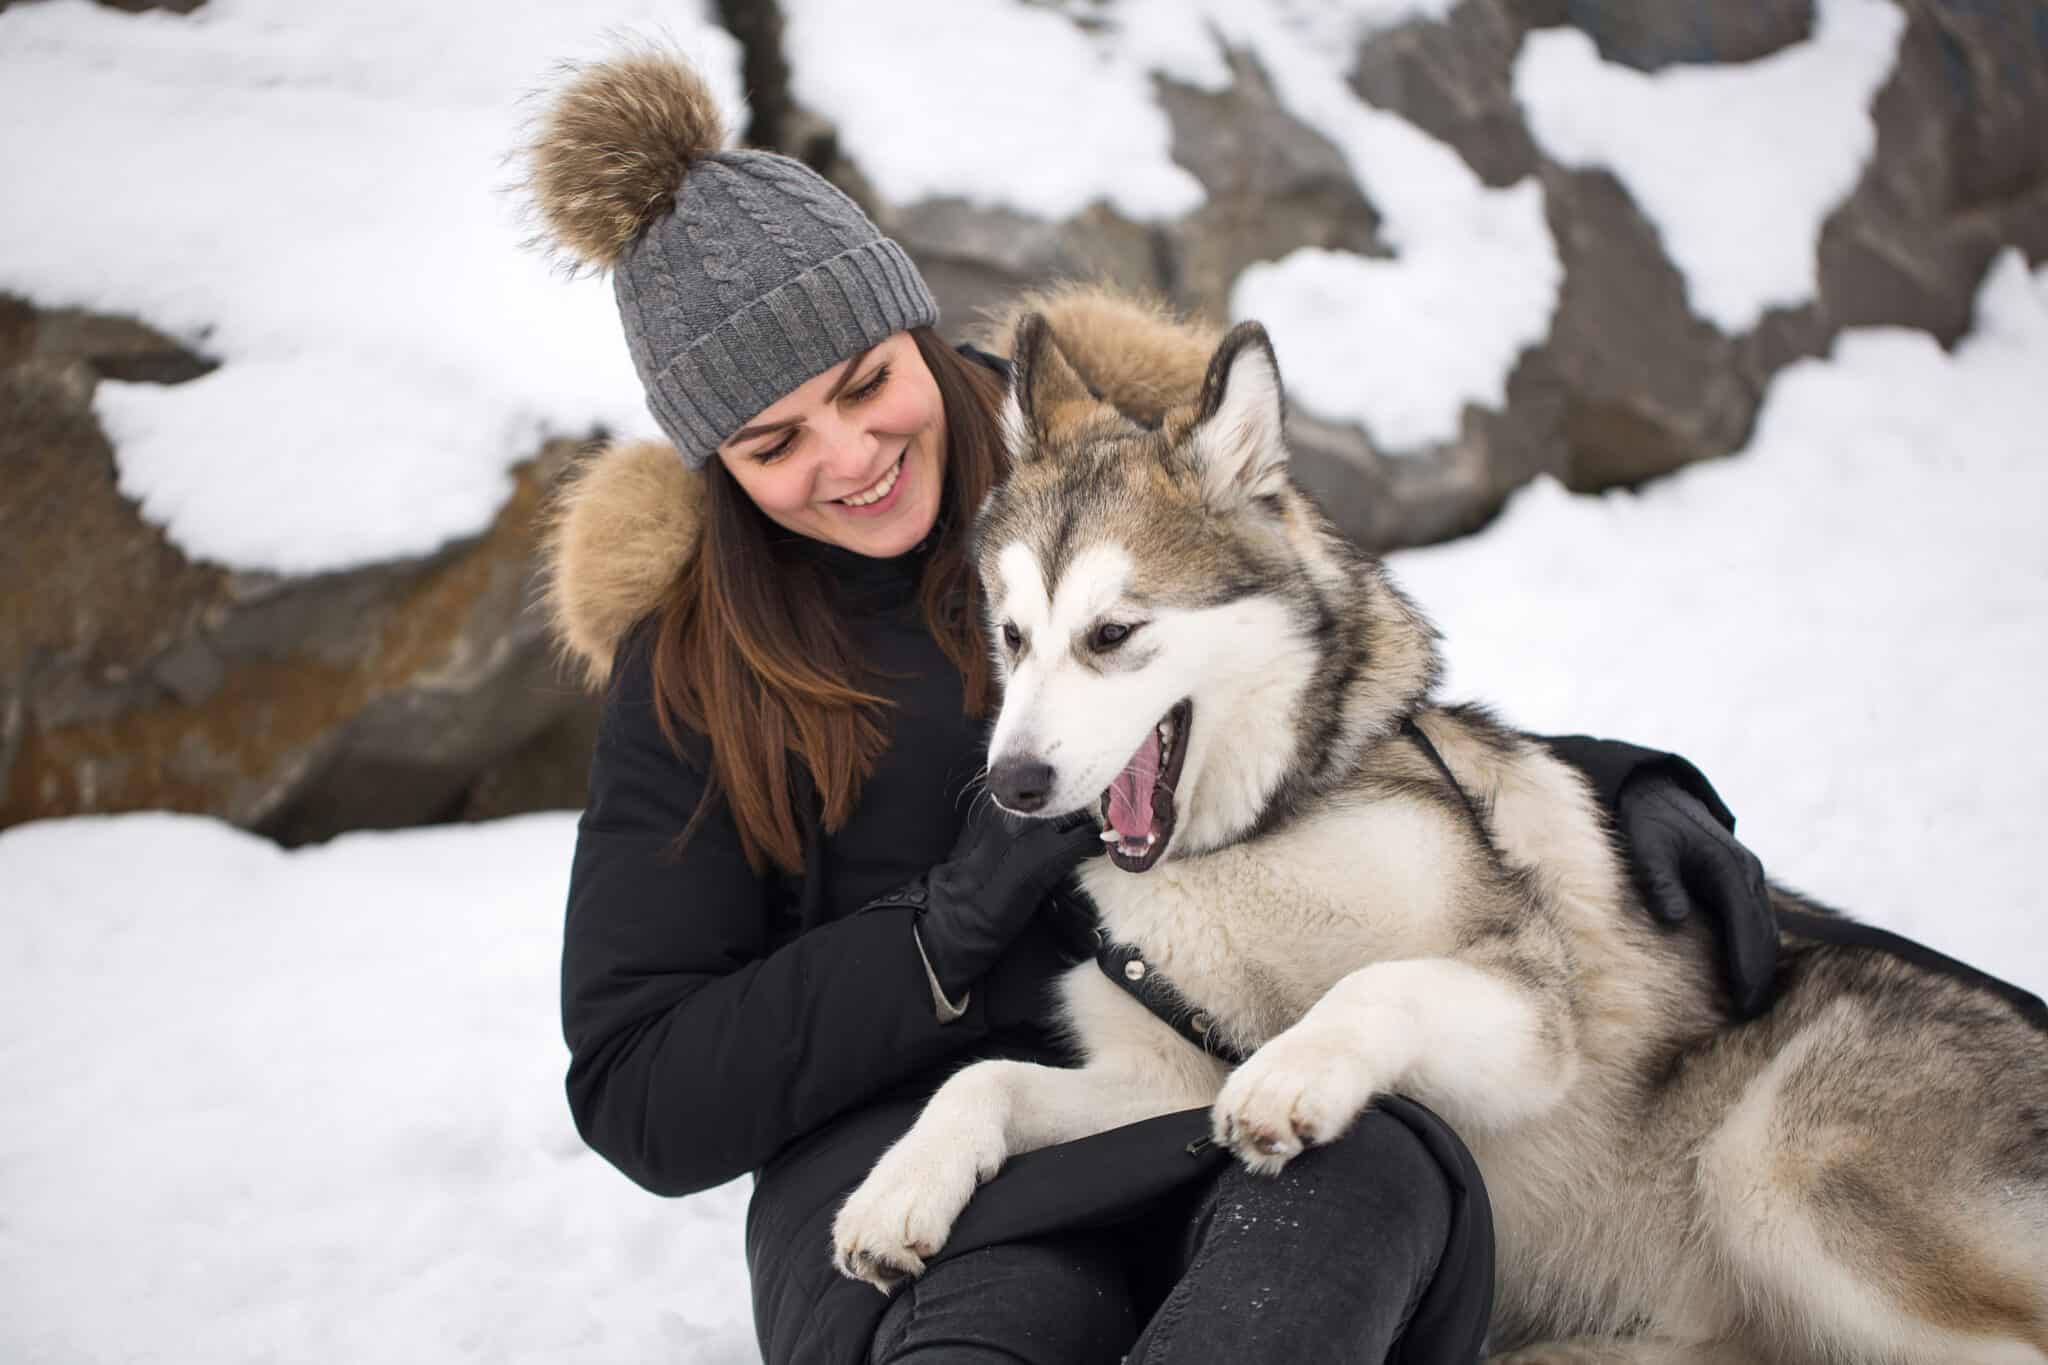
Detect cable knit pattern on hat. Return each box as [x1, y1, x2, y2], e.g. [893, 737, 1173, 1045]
[716, 162, 809, 268]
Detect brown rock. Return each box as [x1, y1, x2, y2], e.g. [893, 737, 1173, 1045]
[0, 295, 598, 843]
[1348, 0, 1542, 188]
[1813, 0, 2048, 344]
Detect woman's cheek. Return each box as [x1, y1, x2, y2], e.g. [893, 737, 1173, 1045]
[748, 464, 811, 513]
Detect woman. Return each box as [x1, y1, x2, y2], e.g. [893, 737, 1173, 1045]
[526, 50, 1778, 1365]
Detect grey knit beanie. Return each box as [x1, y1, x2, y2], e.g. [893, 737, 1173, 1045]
[523, 50, 938, 468]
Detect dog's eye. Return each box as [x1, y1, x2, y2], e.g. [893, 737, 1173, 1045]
[1002, 621, 1022, 652]
[1091, 622, 1132, 651]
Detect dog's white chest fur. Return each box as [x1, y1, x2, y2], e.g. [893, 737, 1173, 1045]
[1078, 797, 1470, 1054]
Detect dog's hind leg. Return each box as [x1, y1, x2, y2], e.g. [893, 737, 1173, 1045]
[1692, 999, 2048, 1365]
[833, 973, 1224, 1291]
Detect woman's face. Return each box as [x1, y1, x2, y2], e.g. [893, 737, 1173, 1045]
[715, 332, 947, 559]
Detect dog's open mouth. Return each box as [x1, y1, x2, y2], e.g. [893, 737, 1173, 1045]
[1100, 700, 1192, 873]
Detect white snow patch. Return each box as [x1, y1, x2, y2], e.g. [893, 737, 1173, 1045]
[0, 812, 758, 1362]
[779, 0, 1204, 222]
[1515, 0, 1905, 334]
[1392, 250, 2048, 980]
[0, 0, 733, 575]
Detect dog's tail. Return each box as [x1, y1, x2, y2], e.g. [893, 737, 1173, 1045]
[973, 283, 1221, 429]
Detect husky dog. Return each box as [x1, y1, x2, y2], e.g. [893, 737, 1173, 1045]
[831, 294, 2048, 1363]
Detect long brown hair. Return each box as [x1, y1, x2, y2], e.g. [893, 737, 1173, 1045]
[650, 327, 1007, 873]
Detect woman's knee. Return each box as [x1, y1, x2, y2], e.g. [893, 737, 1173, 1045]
[869, 1234, 1136, 1365]
[1208, 1103, 1459, 1238]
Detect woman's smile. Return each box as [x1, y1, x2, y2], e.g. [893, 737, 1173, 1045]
[835, 450, 906, 513]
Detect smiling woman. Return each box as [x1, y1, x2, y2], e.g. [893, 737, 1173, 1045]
[522, 41, 1786, 1365]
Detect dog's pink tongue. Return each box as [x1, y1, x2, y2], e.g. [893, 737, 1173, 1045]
[1108, 726, 1162, 839]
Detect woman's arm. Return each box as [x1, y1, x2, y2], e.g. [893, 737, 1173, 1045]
[560, 629, 995, 1198]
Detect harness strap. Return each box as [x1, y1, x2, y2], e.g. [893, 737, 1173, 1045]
[1775, 908, 2047, 1032]
[1400, 714, 1484, 828]
[1095, 937, 1249, 1066]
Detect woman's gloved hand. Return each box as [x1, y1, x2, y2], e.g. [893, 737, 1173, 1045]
[1617, 773, 1776, 1019]
[1542, 735, 1779, 1021]
[867, 800, 1104, 1005]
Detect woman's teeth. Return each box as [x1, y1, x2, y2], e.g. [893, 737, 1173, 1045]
[840, 455, 902, 507]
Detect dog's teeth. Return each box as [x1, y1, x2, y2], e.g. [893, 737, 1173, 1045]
[1100, 829, 1120, 843]
[1142, 834, 1157, 846]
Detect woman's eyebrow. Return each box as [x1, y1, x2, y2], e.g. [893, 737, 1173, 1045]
[821, 344, 879, 400]
[726, 346, 878, 444]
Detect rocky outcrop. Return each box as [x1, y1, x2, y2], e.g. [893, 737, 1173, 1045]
[0, 294, 591, 843]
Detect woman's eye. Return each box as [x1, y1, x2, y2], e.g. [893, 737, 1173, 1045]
[1001, 622, 1022, 651]
[1092, 622, 1132, 650]
[845, 363, 890, 402]
[752, 432, 797, 464]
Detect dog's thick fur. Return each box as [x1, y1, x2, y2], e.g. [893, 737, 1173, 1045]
[830, 294, 2048, 1363]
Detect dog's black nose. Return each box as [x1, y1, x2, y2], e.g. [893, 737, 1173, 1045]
[989, 758, 1055, 813]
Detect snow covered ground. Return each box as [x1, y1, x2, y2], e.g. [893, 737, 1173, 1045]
[5, 254, 2044, 1363]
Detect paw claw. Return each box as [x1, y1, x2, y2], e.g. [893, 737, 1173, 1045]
[830, 1143, 982, 1294]
[1210, 1022, 1379, 1178]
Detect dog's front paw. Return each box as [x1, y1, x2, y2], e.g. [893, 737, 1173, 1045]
[830, 1146, 981, 1294]
[1212, 1020, 1380, 1175]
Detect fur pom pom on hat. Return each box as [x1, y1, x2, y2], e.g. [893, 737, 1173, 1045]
[520, 46, 938, 468]
[525, 51, 731, 272]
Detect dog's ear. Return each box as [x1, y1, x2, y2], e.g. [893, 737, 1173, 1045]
[1186, 322, 1288, 509]
[1003, 313, 1095, 462]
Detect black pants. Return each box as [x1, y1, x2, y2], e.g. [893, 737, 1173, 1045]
[868, 1104, 1482, 1365]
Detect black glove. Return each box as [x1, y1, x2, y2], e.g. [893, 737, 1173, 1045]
[1543, 736, 1778, 1021]
[873, 801, 1104, 1003]
[1617, 773, 1776, 1019]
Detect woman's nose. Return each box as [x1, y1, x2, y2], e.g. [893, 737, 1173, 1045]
[813, 412, 877, 482]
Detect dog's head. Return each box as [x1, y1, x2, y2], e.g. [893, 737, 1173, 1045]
[972, 315, 1348, 871]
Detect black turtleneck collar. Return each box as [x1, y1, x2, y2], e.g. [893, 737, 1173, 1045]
[771, 525, 934, 612]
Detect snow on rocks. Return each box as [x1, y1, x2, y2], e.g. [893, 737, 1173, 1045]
[1515, 0, 1906, 335]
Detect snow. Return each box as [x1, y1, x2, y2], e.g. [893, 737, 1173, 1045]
[1515, 0, 1905, 335]
[0, 812, 758, 1363]
[778, 0, 1205, 222]
[5, 252, 2044, 1364]
[0, 0, 731, 575]
[1392, 250, 2048, 974]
